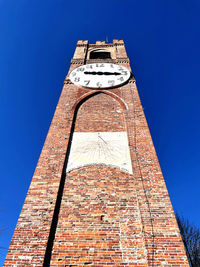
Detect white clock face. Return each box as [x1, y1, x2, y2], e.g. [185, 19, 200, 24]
[69, 63, 131, 89]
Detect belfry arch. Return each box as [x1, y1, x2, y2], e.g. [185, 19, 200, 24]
[89, 48, 111, 59]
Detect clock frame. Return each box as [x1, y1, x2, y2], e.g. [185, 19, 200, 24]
[69, 63, 131, 89]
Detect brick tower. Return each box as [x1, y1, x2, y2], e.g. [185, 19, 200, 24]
[5, 40, 189, 266]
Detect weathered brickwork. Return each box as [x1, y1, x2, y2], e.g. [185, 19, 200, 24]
[51, 166, 147, 266]
[4, 40, 189, 266]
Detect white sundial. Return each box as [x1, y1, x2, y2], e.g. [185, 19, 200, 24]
[66, 132, 133, 174]
[69, 63, 131, 89]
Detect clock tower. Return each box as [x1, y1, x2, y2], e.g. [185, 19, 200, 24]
[5, 40, 189, 266]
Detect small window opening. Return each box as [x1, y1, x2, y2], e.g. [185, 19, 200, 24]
[90, 50, 111, 59]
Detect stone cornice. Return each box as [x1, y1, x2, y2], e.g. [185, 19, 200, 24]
[116, 58, 129, 64]
[86, 59, 115, 64]
[89, 44, 114, 48]
[76, 44, 88, 47]
[70, 58, 130, 64]
[64, 79, 73, 84]
[70, 59, 85, 65]
[114, 43, 124, 46]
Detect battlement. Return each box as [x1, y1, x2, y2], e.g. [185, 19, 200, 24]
[76, 39, 124, 46]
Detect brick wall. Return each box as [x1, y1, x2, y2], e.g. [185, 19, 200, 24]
[50, 166, 147, 266]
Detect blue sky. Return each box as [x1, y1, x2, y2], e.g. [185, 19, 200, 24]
[0, 0, 200, 264]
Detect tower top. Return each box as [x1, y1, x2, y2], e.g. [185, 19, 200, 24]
[76, 39, 124, 46]
[72, 39, 128, 65]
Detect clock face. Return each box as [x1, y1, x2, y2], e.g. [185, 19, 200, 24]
[69, 63, 131, 89]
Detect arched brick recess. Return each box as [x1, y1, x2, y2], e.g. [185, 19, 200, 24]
[71, 90, 128, 112]
[74, 92, 126, 132]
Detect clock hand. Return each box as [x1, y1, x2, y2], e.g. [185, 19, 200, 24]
[84, 71, 121, 76]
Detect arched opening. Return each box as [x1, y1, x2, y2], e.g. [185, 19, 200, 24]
[90, 49, 111, 59]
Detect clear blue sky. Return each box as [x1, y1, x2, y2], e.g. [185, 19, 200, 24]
[0, 0, 200, 264]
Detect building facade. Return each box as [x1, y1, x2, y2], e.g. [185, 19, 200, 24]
[5, 40, 189, 266]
